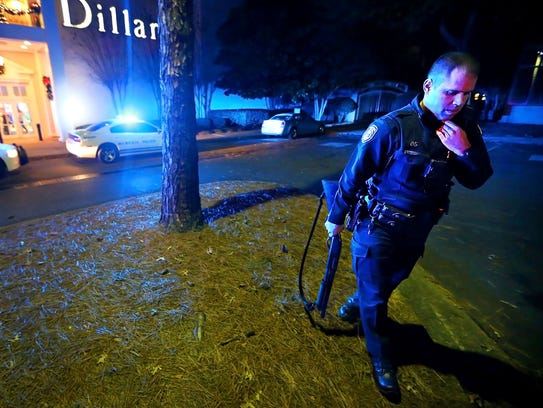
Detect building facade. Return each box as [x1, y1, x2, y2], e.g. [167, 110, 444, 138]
[0, 0, 68, 143]
[0, 0, 161, 144]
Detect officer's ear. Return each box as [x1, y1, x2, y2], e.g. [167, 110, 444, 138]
[423, 78, 432, 93]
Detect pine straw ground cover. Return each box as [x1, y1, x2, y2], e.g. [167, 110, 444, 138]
[0, 181, 541, 408]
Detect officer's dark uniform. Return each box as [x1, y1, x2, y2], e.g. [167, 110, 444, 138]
[327, 93, 493, 369]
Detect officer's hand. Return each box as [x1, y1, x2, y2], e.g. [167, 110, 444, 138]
[325, 220, 344, 237]
[436, 120, 471, 156]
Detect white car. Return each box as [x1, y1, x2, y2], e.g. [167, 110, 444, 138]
[65, 119, 162, 163]
[261, 112, 325, 139]
[0, 142, 28, 178]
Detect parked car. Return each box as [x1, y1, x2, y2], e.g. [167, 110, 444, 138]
[65, 119, 162, 163]
[261, 112, 325, 139]
[0, 142, 29, 178]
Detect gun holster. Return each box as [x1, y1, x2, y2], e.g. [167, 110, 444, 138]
[345, 195, 369, 232]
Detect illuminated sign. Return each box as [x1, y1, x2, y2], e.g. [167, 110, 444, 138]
[59, 0, 158, 40]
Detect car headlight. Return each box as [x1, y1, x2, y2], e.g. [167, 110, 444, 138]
[6, 148, 18, 159]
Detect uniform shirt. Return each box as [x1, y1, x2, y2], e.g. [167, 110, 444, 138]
[328, 94, 494, 226]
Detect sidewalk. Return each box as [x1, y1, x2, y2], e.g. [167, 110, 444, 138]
[16, 136, 68, 161]
[480, 122, 543, 138]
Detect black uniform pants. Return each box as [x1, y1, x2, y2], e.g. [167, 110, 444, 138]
[351, 216, 433, 361]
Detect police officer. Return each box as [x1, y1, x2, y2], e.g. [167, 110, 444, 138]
[325, 52, 493, 399]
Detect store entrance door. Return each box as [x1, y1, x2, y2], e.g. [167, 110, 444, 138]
[0, 82, 36, 143]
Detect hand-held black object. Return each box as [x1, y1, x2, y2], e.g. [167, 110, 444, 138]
[315, 179, 342, 318]
[315, 233, 341, 318]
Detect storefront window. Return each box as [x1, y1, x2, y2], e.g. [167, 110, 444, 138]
[16, 102, 33, 134]
[0, 83, 35, 139]
[1, 103, 16, 137]
[0, 1, 43, 28]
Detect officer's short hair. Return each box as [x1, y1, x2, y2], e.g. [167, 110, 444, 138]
[428, 52, 480, 81]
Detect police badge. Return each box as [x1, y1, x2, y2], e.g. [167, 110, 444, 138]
[361, 125, 378, 143]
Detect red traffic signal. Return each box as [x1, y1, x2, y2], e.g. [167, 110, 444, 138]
[42, 76, 53, 100]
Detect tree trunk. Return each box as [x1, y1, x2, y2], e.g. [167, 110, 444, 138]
[158, 0, 203, 232]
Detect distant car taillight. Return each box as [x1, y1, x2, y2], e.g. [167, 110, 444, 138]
[69, 133, 81, 142]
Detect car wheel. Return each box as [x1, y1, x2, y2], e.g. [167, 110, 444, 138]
[0, 160, 7, 179]
[15, 144, 29, 165]
[288, 127, 298, 139]
[97, 144, 119, 163]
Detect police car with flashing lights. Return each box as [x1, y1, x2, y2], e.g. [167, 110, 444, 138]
[65, 118, 162, 163]
[0, 142, 28, 178]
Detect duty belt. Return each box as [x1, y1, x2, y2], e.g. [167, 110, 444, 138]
[370, 202, 416, 227]
[371, 202, 415, 221]
[368, 200, 443, 234]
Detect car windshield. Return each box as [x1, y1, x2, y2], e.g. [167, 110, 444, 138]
[86, 121, 113, 132]
[272, 114, 292, 120]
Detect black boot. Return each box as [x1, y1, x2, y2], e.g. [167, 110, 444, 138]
[337, 294, 360, 323]
[371, 358, 400, 400]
